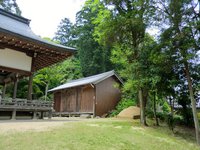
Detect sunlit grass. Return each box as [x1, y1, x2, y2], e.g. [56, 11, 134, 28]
[0, 119, 198, 150]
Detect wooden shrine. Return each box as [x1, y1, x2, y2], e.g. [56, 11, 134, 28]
[0, 8, 75, 119]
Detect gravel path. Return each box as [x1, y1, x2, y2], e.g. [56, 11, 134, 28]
[0, 117, 80, 134]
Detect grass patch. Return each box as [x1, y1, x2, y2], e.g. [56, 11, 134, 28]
[0, 119, 199, 150]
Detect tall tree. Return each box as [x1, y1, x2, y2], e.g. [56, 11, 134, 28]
[0, 0, 21, 16]
[75, 0, 113, 76]
[54, 18, 76, 47]
[157, 0, 200, 144]
[94, 0, 155, 125]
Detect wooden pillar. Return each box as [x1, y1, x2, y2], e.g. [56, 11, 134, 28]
[48, 110, 52, 119]
[2, 83, 7, 99]
[33, 111, 37, 120]
[11, 109, 16, 120]
[76, 88, 80, 112]
[13, 78, 18, 99]
[92, 85, 96, 118]
[27, 74, 33, 100]
[41, 112, 44, 119]
[27, 52, 37, 100]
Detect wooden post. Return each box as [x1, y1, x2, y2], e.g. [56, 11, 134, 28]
[48, 110, 52, 119]
[11, 109, 16, 120]
[76, 88, 79, 112]
[2, 83, 7, 99]
[13, 78, 18, 99]
[33, 111, 37, 120]
[27, 74, 33, 100]
[92, 85, 96, 118]
[41, 112, 44, 119]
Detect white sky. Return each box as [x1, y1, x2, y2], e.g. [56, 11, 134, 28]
[16, 0, 86, 38]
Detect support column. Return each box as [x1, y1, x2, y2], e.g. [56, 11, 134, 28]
[33, 111, 37, 120]
[41, 112, 44, 119]
[11, 109, 16, 120]
[2, 83, 7, 99]
[13, 78, 18, 99]
[27, 74, 33, 100]
[48, 110, 52, 119]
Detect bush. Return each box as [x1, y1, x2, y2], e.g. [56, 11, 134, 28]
[109, 98, 136, 117]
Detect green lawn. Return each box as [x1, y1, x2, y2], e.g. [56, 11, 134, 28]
[0, 119, 199, 150]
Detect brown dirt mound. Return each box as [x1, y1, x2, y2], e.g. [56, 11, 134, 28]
[117, 106, 140, 119]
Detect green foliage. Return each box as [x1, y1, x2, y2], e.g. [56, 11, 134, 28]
[166, 114, 176, 132]
[0, 0, 21, 15]
[53, 1, 113, 77]
[32, 57, 82, 100]
[75, 0, 113, 76]
[110, 98, 136, 117]
[54, 18, 75, 47]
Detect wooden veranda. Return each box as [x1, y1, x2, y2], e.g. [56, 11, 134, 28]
[0, 98, 53, 119]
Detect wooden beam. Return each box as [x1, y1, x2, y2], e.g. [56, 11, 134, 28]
[0, 66, 31, 76]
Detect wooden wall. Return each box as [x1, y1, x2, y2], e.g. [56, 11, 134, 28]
[80, 85, 94, 112]
[61, 88, 77, 112]
[53, 91, 61, 112]
[54, 85, 94, 113]
[95, 77, 121, 116]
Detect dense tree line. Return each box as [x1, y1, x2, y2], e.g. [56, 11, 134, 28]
[1, 0, 200, 145]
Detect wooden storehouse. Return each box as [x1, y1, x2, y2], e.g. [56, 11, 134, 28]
[49, 70, 123, 117]
[0, 9, 75, 119]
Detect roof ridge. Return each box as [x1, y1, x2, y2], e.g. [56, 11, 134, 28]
[67, 70, 114, 83]
[0, 8, 30, 25]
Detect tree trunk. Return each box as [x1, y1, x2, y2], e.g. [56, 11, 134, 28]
[184, 61, 200, 145]
[139, 88, 147, 126]
[153, 92, 159, 126]
[169, 97, 174, 117]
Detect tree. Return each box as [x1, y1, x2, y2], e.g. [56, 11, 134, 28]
[157, 0, 200, 144]
[0, 0, 21, 16]
[75, 0, 113, 76]
[32, 57, 82, 100]
[54, 18, 76, 47]
[94, 0, 156, 126]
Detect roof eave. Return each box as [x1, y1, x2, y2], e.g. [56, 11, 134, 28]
[0, 28, 77, 53]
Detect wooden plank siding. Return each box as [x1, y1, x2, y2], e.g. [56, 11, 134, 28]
[54, 85, 95, 113]
[80, 85, 94, 112]
[53, 92, 61, 112]
[61, 88, 77, 112]
[95, 77, 121, 116]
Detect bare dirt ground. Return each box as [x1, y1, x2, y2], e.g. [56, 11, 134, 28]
[0, 117, 81, 134]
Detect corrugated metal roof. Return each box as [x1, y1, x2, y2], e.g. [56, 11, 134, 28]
[49, 70, 123, 92]
[0, 8, 76, 52]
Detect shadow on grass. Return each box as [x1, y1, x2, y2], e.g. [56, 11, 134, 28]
[147, 119, 196, 143]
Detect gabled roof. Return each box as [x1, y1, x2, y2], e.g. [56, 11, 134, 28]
[0, 8, 75, 52]
[49, 70, 123, 92]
